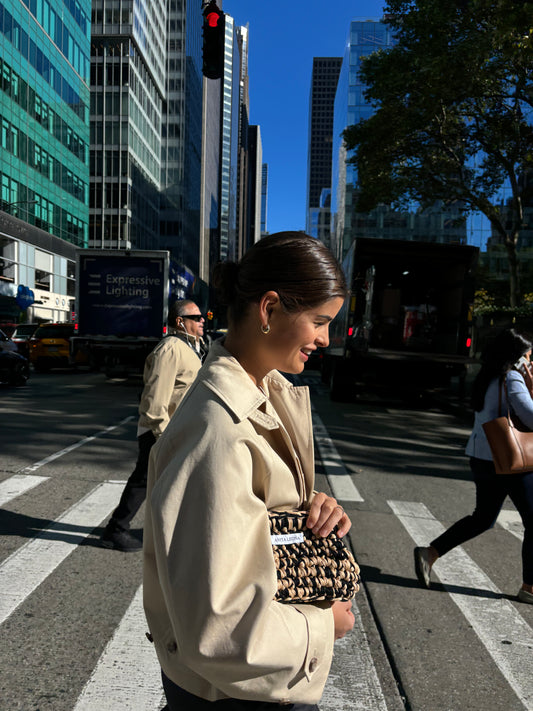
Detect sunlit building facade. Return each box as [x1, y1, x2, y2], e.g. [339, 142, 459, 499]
[90, 0, 166, 250]
[0, 0, 91, 322]
[218, 13, 241, 262]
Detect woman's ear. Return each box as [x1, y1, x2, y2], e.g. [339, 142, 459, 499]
[258, 291, 280, 323]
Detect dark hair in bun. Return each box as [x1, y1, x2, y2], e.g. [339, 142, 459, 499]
[212, 232, 347, 325]
[211, 262, 240, 306]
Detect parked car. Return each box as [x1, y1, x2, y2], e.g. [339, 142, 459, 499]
[0, 329, 29, 385]
[11, 323, 42, 359]
[29, 323, 88, 371]
[0, 322, 17, 337]
[0, 328, 17, 353]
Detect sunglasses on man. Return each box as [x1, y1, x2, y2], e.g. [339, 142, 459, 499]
[182, 314, 204, 322]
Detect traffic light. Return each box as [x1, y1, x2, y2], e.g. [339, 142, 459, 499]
[202, 1, 225, 80]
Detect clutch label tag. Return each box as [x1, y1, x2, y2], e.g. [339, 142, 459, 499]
[271, 533, 305, 545]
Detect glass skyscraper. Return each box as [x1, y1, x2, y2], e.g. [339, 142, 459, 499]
[0, 0, 90, 322]
[331, 19, 467, 261]
[218, 13, 240, 262]
[261, 163, 268, 236]
[90, 0, 167, 250]
[160, 0, 203, 274]
[0, 0, 90, 245]
[306, 57, 341, 239]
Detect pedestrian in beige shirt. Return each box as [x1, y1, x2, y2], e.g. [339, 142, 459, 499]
[144, 232, 355, 709]
[102, 299, 205, 551]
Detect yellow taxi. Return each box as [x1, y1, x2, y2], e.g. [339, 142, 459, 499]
[29, 322, 88, 371]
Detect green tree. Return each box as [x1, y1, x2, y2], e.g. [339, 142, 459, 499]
[343, 0, 533, 307]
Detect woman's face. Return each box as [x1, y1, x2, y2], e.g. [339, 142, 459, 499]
[266, 296, 344, 375]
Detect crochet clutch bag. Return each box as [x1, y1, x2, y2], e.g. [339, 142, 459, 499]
[269, 509, 360, 603]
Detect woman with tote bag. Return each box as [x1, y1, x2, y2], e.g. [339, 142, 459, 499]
[414, 328, 533, 604]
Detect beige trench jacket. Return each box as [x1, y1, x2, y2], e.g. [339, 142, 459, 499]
[138, 332, 203, 438]
[143, 342, 334, 704]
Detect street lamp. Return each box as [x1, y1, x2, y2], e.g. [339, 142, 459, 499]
[1, 199, 38, 215]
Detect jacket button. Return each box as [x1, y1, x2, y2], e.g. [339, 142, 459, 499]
[166, 640, 177, 653]
[309, 657, 318, 673]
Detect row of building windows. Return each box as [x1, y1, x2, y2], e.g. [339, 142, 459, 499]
[21, 0, 91, 74]
[90, 57, 161, 134]
[1, 171, 87, 247]
[0, 57, 88, 163]
[0, 235, 76, 296]
[0, 112, 87, 203]
[0, 4, 88, 118]
[89, 149, 129, 178]
[89, 181, 129, 209]
[91, 8, 133, 26]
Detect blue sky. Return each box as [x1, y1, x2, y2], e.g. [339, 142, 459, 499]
[222, 0, 387, 234]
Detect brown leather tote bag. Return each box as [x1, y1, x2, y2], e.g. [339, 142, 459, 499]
[482, 380, 533, 474]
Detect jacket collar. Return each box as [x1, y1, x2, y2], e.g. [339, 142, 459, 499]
[200, 341, 304, 425]
[167, 329, 204, 357]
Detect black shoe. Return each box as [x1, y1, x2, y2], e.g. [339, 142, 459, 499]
[101, 525, 142, 552]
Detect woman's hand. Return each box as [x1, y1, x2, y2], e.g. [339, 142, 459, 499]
[306, 492, 352, 538]
[332, 600, 355, 640]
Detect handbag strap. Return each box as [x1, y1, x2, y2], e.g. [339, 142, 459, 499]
[501, 377, 515, 427]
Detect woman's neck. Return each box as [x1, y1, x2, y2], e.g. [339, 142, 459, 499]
[223, 331, 268, 388]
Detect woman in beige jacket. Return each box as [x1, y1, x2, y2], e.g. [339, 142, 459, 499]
[143, 232, 355, 710]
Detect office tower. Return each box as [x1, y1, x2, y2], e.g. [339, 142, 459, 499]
[160, 0, 203, 275]
[200, 61, 222, 284]
[217, 13, 242, 263]
[261, 163, 268, 236]
[306, 57, 342, 240]
[247, 125, 262, 247]
[0, 0, 91, 322]
[90, 0, 167, 251]
[201, 12, 252, 280]
[331, 19, 466, 260]
[236, 23, 250, 260]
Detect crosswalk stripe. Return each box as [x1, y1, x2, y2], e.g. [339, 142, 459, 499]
[322, 602, 389, 711]
[497, 509, 525, 542]
[312, 411, 364, 502]
[20, 415, 136, 474]
[0, 481, 123, 625]
[0, 473, 49, 507]
[389, 500, 533, 710]
[73, 585, 165, 711]
[73, 581, 388, 711]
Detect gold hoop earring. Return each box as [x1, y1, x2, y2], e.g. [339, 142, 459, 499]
[261, 323, 271, 334]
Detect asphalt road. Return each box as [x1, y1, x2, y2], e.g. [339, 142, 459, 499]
[0, 368, 532, 710]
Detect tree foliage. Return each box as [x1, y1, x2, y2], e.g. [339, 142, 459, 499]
[343, 0, 533, 306]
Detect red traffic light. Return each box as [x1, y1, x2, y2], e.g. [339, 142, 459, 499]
[202, 1, 225, 80]
[206, 11, 221, 28]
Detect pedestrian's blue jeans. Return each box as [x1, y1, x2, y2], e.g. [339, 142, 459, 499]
[431, 457, 533, 585]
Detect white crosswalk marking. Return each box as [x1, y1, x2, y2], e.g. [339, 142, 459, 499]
[312, 411, 364, 502]
[20, 415, 135, 473]
[0, 481, 123, 625]
[73, 585, 165, 711]
[322, 604, 389, 711]
[0, 473, 49, 506]
[389, 500, 533, 710]
[498, 508, 525, 541]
